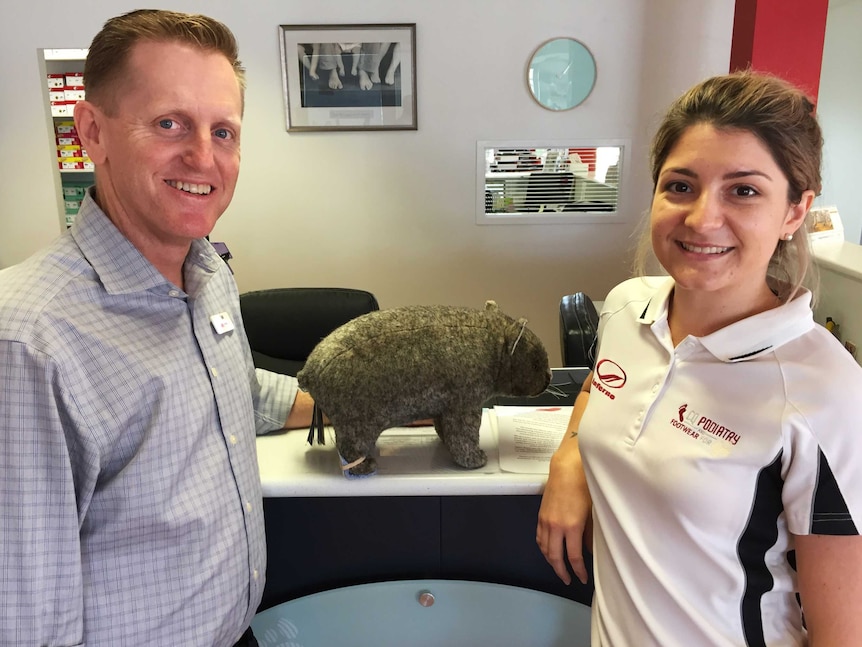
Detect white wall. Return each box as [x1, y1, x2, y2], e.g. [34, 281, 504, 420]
[0, 0, 734, 365]
[812, 242, 862, 366]
[818, 0, 862, 244]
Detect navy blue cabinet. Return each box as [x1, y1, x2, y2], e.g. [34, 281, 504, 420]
[260, 495, 593, 611]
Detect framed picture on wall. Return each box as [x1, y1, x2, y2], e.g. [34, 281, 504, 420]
[279, 23, 417, 132]
[806, 204, 844, 244]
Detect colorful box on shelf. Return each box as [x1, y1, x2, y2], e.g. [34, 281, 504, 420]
[56, 135, 81, 146]
[63, 185, 88, 200]
[64, 73, 84, 87]
[64, 88, 86, 102]
[50, 101, 76, 117]
[57, 158, 92, 166]
[55, 120, 76, 134]
[46, 73, 65, 89]
[58, 145, 82, 158]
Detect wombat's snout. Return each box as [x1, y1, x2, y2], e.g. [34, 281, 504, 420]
[534, 367, 552, 395]
[516, 363, 552, 397]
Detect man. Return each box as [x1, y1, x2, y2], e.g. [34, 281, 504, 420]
[0, 10, 313, 646]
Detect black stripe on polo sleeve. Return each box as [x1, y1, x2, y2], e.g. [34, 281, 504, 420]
[811, 448, 858, 535]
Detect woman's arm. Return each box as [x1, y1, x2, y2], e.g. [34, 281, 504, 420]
[795, 532, 862, 645]
[536, 372, 593, 585]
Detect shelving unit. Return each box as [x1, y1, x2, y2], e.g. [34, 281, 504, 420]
[37, 48, 91, 230]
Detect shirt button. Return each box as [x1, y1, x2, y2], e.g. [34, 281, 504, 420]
[229, 435, 238, 445]
[245, 500, 253, 512]
[211, 366, 218, 377]
[253, 569, 260, 580]
[168, 289, 180, 297]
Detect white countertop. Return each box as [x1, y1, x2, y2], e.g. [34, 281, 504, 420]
[812, 240, 862, 281]
[256, 410, 549, 498]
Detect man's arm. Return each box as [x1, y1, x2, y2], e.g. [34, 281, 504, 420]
[0, 341, 85, 643]
[284, 389, 316, 429]
[281, 389, 428, 429]
[252, 368, 299, 435]
[252, 368, 322, 432]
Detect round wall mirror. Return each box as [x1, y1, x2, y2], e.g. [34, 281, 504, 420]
[527, 38, 596, 111]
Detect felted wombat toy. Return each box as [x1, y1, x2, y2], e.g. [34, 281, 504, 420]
[297, 301, 551, 477]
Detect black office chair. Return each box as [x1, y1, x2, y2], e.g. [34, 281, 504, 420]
[239, 287, 380, 376]
[524, 172, 575, 211]
[559, 292, 599, 368]
[561, 202, 615, 212]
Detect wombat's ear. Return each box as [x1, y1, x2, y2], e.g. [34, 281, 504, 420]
[485, 300, 499, 311]
[510, 317, 529, 355]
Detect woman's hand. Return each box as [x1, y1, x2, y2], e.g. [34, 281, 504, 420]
[536, 380, 593, 585]
[537, 445, 592, 585]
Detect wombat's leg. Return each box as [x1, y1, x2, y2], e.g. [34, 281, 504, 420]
[334, 424, 380, 476]
[433, 408, 487, 469]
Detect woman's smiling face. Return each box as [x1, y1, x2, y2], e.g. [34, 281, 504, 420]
[650, 122, 811, 305]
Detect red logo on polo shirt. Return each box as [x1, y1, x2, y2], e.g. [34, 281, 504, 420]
[670, 403, 741, 446]
[596, 359, 626, 388]
[592, 359, 626, 400]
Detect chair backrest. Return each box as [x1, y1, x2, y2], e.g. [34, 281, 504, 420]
[559, 292, 599, 368]
[240, 287, 380, 376]
[525, 172, 574, 211]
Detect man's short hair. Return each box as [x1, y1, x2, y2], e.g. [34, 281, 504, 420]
[84, 9, 245, 113]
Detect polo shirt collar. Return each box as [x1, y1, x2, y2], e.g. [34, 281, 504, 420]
[700, 290, 814, 362]
[637, 276, 815, 362]
[637, 277, 675, 324]
[71, 188, 222, 296]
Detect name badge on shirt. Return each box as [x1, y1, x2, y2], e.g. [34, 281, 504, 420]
[210, 312, 235, 335]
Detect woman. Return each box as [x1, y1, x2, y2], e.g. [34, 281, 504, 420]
[536, 71, 862, 646]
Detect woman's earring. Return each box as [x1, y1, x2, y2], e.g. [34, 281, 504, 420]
[783, 233, 793, 241]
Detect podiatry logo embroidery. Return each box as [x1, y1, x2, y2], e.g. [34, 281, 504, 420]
[592, 359, 627, 400]
[670, 403, 741, 447]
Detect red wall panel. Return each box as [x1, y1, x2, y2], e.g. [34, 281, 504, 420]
[730, 0, 829, 103]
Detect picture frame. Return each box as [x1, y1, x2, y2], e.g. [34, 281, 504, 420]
[279, 23, 417, 132]
[806, 205, 844, 244]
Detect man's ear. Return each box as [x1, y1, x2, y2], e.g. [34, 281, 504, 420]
[74, 100, 107, 165]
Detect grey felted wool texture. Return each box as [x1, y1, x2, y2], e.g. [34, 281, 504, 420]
[298, 301, 551, 477]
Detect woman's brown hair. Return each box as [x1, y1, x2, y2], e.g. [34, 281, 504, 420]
[636, 70, 823, 301]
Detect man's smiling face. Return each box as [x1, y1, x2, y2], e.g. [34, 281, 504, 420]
[84, 39, 243, 251]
